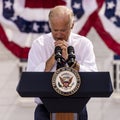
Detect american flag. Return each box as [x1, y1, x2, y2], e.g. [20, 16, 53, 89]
[0, 0, 120, 59]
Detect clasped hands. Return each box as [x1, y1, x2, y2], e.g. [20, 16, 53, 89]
[55, 40, 80, 71]
[45, 40, 80, 72]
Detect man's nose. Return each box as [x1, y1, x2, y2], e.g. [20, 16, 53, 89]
[56, 32, 63, 40]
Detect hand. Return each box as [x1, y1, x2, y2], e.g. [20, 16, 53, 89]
[54, 40, 68, 60]
[71, 61, 80, 71]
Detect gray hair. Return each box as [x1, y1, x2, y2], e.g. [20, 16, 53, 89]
[49, 6, 74, 27]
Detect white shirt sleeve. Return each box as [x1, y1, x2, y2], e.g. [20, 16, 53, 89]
[26, 40, 46, 72]
[76, 38, 97, 72]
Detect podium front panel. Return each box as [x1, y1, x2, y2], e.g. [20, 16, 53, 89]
[17, 72, 113, 98]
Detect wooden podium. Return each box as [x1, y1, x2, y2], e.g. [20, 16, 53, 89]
[17, 72, 113, 120]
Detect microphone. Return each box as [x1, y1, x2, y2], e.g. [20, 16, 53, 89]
[55, 46, 66, 69]
[67, 46, 76, 67]
[55, 46, 62, 63]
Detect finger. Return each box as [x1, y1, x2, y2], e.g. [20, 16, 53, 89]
[54, 40, 68, 47]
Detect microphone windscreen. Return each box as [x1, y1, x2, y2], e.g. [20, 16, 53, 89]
[68, 46, 74, 54]
[55, 46, 62, 54]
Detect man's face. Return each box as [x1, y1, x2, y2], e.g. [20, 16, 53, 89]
[50, 16, 73, 41]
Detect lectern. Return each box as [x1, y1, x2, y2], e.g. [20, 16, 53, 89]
[17, 72, 113, 120]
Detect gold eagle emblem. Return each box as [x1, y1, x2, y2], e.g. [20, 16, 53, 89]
[59, 76, 73, 88]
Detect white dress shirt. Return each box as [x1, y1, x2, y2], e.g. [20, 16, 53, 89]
[26, 32, 98, 104]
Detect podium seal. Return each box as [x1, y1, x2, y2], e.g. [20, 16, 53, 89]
[52, 67, 81, 96]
